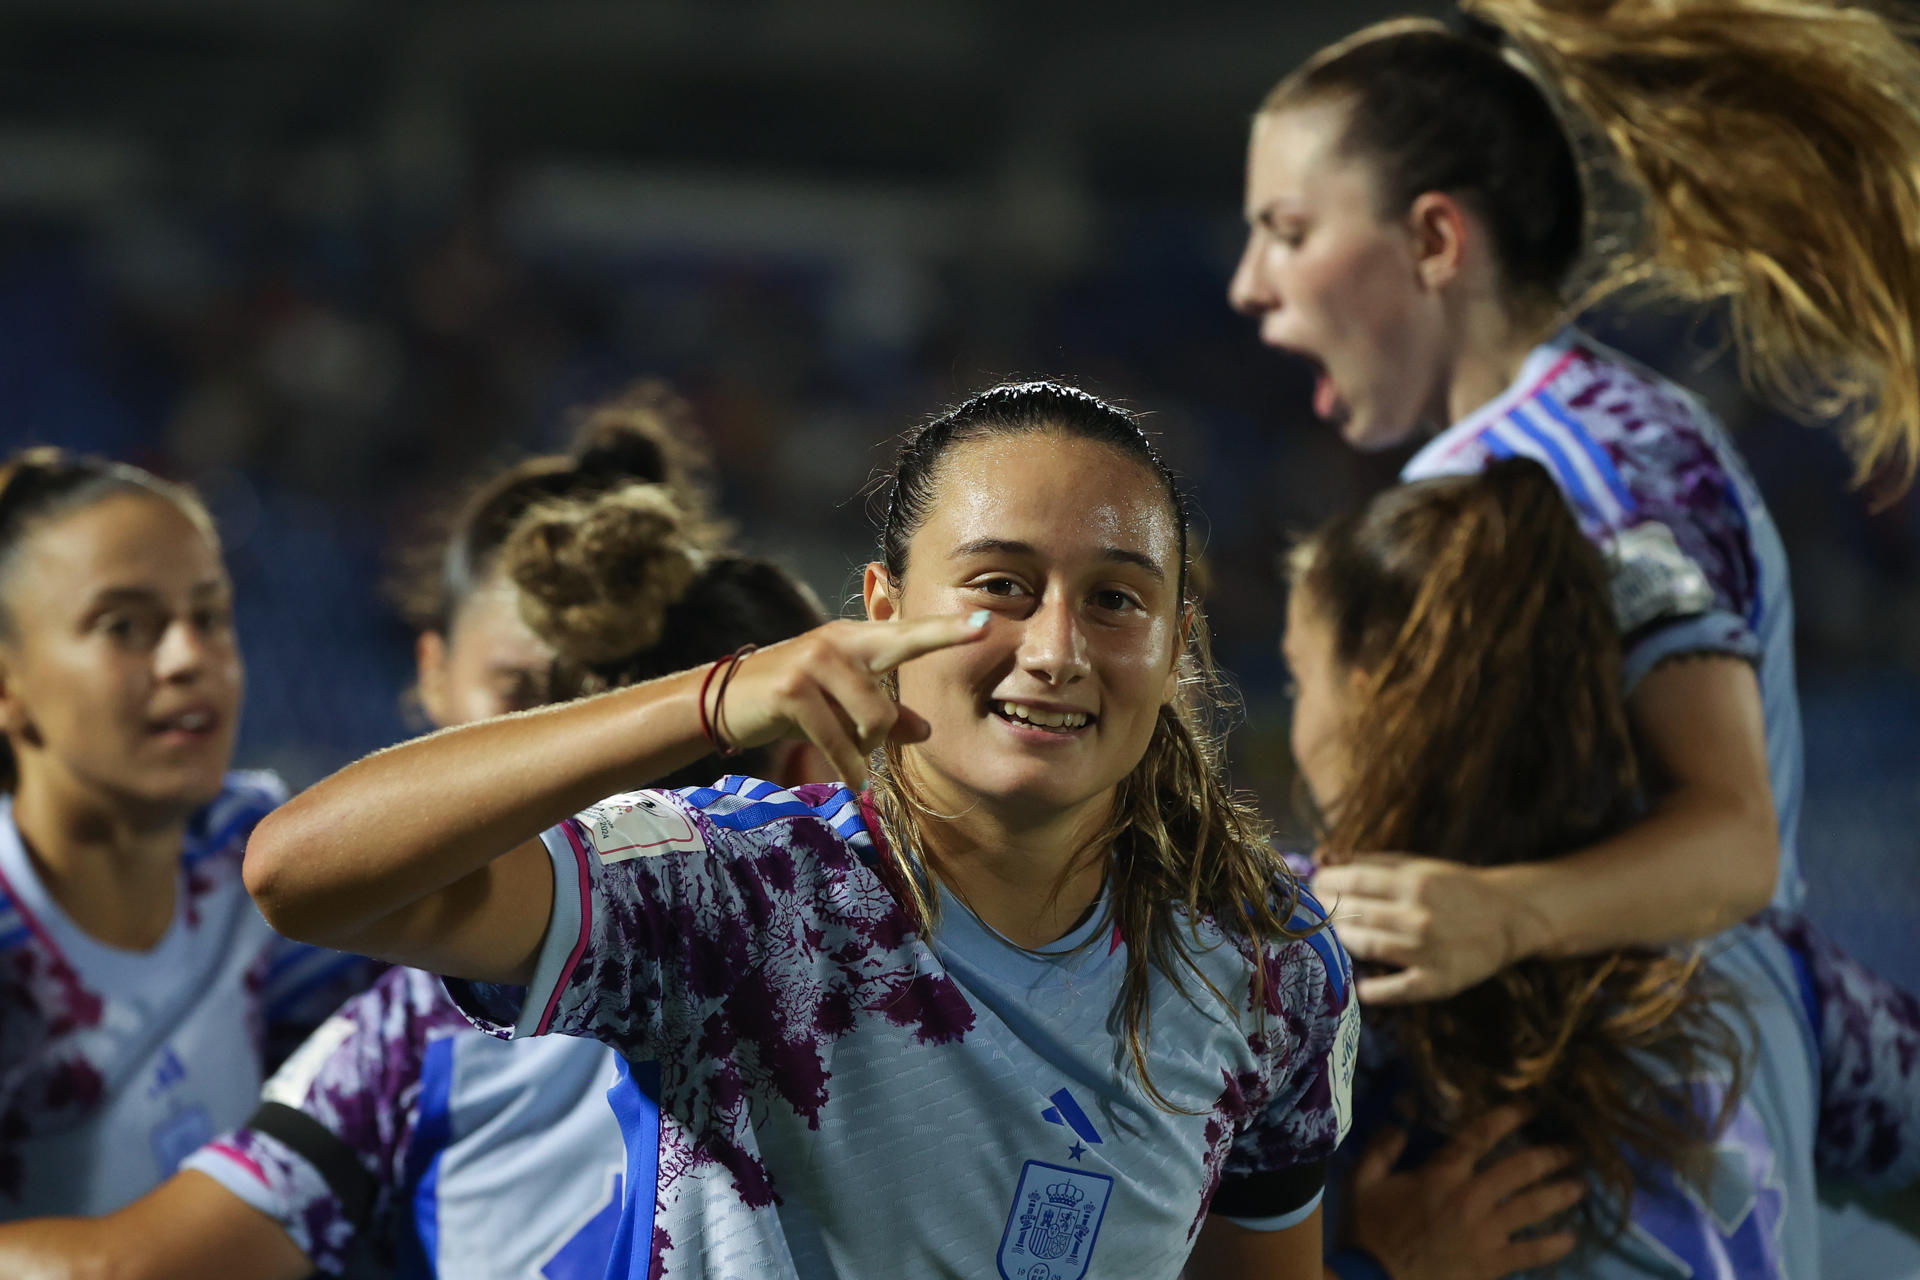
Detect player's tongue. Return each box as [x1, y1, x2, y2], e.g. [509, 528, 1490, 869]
[1313, 369, 1345, 421]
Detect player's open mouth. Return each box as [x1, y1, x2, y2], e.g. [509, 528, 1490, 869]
[991, 700, 1096, 734]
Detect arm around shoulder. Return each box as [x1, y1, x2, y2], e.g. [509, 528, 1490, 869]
[1489, 652, 1778, 960]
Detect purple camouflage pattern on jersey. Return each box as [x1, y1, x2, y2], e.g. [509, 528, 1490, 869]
[1196, 929, 1350, 1235]
[511, 781, 1352, 1278]
[1757, 910, 1920, 1190]
[546, 785, 975, 1214]
[0, 772, 325, 1206]
[196, 967, 470, 1274]
[1411, 337, 1765, 659]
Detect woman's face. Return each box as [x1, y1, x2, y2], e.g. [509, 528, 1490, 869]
[416, 570, 557, 729]
[1229, 104, 1449, 452]
[0, 493, 242, 815]
[1281, 584, 1362, 826]
[865, 433, 1184, 829]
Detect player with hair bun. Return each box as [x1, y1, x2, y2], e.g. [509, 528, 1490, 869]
[0, 449, 373, 1222]
[0, 392, 830, 1278]
[1230, 0, 1920, 1008]
[244, 380, 1360, 1280]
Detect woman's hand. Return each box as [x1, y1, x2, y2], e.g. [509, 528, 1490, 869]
[1345, 1105, 1584, 1280]
[715, 612, 988, 787]
[1312, 854, 1545, 1004]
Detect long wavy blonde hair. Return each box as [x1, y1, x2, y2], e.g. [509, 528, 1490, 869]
[1265, 0, 1920, 491]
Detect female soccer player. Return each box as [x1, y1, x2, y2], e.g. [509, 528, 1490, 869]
[1285, 458, 1919, 1278]
[1228, 1, 1920, 1006]
[243, 380, 1358, 1280]
[0, 450, 370, 1220]
[0, 392, 829, 1278]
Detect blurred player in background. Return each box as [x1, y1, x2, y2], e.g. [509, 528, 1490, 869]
[0, 450, 373, 1221]
[1287, 459, 1920, 1278]
[1229, 0, 1920, 1062]
[243, 381, 1357, 1280]
[0, 388, 830, 1278]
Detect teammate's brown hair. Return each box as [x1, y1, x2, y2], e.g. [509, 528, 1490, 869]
[391, 379, 728, 636]
[1291, 457, 1747, 1243]
[1263, 1, 1920, 491]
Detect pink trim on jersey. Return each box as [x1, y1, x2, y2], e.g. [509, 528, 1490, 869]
[535, 821, 597, 1037]
[1431, 348, 1580, 466]
[204, 1141, 271, 1187]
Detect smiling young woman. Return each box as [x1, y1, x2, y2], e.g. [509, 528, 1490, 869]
[242, 380, 1358, 1280]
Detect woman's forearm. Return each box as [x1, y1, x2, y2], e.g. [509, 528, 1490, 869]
[1487, 776, 1777, 961]
[245, 666, 711, 945]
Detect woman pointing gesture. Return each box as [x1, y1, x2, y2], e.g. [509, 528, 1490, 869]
[244, 381, 1357, 1280]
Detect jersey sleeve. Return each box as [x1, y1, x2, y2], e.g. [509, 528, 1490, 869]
[1610, 518, 1763, 691]
[1212, 893, 1359, 1233]
[181, 967, 469, 1275]
[443, 778, 877, 1064]
[258, 939, 387, 1072]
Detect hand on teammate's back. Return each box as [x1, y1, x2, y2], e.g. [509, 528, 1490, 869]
[1343, 1104, 1585, 1280]
[1313, 854, 1542, 1004]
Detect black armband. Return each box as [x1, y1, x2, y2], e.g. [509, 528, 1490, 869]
[1209, 1158, 1326, 1221]
[244, 1101, 378, 1228]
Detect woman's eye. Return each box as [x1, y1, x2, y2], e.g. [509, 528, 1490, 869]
[977, 578, 1023, 598]
[1093, 589, 1140, 613]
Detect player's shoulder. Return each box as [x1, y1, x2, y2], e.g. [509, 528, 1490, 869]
[1249, 877, 1353, 1017]
[583, 776, 879, 859]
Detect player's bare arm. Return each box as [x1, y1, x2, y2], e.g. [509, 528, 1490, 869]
[244, 613, 989, 982]
[0, 1171, 310, 1280]
[1318, 655, 1775, 1002]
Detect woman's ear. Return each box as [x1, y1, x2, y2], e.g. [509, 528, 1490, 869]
[863, 563, 897, 623]
[414, 630, 452, 728]
[1408, 190, 1472, 292]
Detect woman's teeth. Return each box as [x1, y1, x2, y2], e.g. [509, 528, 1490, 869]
[995, 701, 1089, 730]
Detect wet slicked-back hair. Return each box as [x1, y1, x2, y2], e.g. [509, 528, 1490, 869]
[870, 379, 1313, 1110]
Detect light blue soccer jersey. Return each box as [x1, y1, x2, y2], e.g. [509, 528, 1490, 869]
[1401, 328, 1804, 906]
[0, 772, 374, 1217]
[447, 778, 1359, 1280]
[1553, 924, 1822, 1279]
[186, 966, 631, 1279]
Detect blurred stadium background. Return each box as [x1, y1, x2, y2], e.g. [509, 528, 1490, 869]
[1, 0, 1913, 985]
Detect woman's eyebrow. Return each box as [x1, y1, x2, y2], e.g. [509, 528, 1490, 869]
[950, 537, 1165, 582]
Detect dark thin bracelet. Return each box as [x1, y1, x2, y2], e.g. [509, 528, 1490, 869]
[1326, 1247, 1394, 1280]
[697, 651, 737, 756]
[708, 644, 756, 757]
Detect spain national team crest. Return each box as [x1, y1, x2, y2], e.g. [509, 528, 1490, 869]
[997, 1160, 1112, 1280]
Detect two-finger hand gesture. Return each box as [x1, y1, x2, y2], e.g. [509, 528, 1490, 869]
[715, 612, 989, 788]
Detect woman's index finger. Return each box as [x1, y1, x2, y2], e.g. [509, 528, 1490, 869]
[858, 611, 990, 674]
